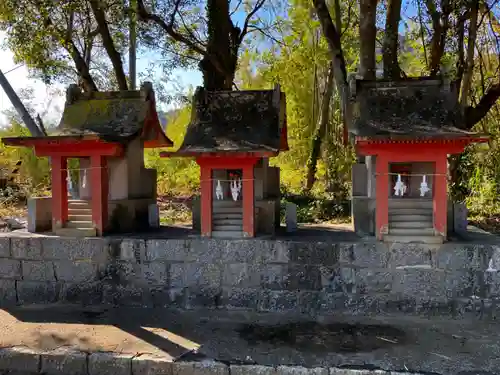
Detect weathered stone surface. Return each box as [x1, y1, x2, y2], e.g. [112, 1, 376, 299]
[357, 268, 393, 294]
[21, 261, 55, 281]
[289, 242, 341, 266]
[220, 240, 273, 263]
[11, 238, 41, 260]
[329, 369, 372, 375]
[88, 352, 133, 375]
[231, 365, 276, 375]
[190, 239, 224, 263]
[172, 361, 229, 375]
[42, 238, 106, 261]
[351, 243, 387, 268]
[0, 279, 16, 305]
[146, 239, 190, 261]
[319, 267, 357, 294]
[392, 267, 447, 299]
[40, 349, 87, 375]
[186, 287, 222, 309]
[53, 260, 96, 283]
[260, 264, 289, 290]
[17, 281, 60, 304]
[258, 290, 298, 312]
[221, 288, 259, 309]
[102, 284, 151, 307]
[0, 238, 10, 258]
[436, 244, 488, 270]
[298, 291, 322, 314]
[0, 347, 40, 372]
[132, 354, 173, 375]
[141, 262, 168, 285]
[0, 259, 21, 279]
[223, 263, 260, 288]
[170, 263, 221, 289]
[61, 282, 103, 305]
[120, 239, 146, 262]
[288, 264, 322, 290]
[388, 243, 433, 268]
[277, 366, 328, 375]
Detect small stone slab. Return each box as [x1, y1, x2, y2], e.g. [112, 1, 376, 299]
[0, 347, 40, 372]
[89, 352, 134, 375]
[40, 348, 88, 375]
[132, 354, 173, 375]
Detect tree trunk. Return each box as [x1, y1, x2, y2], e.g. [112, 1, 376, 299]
[200, 0, 235, 90]
[359, 0, 378, 80]
[426, 0, 451, 76]
[382, 0, 402, 79]
[89, 0, 129, 90]
[305, 62, 336, 192]
[460, 0, 479, 107]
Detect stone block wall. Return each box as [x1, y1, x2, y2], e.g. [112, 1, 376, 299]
[1, 236, 500, 319]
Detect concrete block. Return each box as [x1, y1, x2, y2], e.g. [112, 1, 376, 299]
[221, 288, 259, 309]
[172, 361, 229, 375]
[27, 197, 52, 233]
[102, 284, 151, 307]
[357, 268, 394, 294]
[120, 239, 146, 262]
[170, 263, 222, 289]
[392, 267, 447, 299]
[222, 263, 260, 288]
[141, 262, 168, 285]
[277, 366, 328, 375]
[388, 243, 433, 268]
[190, 239, 224, 263]
[352, 243, 388, 268]
[41, 349, 88, 375]
[351, 197, 375, 236]
[231, 365, 276, 375]
[289, 242, 341, 266]
[288, 264, 322, 290]
[453, 202, 468, 234]
[42, 237, 106, 261]
[436, 244, 485, 270]
[61, 282, 103, 305]
[0, 238, 10, 257]
[132, 354, 173, 375]
[260, 264, 289, 290]
[0, 279, 16, 305]
[146, 239, 189, 261]
[285, 202, 297, 233]
[351, 163, 368, 196]
[148, 203, 160, 229]
[53, 260, 96, 283]
[0, 347, 40, 372]
[258, 290, 298, 312]
[11, 238, 42, 259]
[0, 259, 21, 279]
[22, 260, 55, 281]
[319, 266, 357, 294]
[17, 281, 60, 304]
[88, 352, 134, 375]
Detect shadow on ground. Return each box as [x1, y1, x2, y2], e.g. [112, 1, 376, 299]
[2, 305, 500, 375]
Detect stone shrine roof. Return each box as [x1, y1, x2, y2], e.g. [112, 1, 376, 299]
[174, 86, 288, 155]
[350, 78, 481, 139]
[47, 82, 172, 146]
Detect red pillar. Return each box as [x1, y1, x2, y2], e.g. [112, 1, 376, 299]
[51, 156, 68, 230]
[90, 155, 108, 236]
[375, 154, 389, 240]
[199, 163, 212, 237]
[242, 163, 255, 238]
[433, 155, 448, 238]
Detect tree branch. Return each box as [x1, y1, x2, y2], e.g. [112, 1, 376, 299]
[88, 0, 128, 90]
[238, 0, 266, 45]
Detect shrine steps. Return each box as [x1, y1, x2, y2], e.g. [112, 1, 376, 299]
[387, 198, 442, 244]
[55, 200, 97, 237]
[211, 200, 260, 238]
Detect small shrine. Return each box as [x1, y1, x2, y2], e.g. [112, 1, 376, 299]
[161, 85, 288, 238]
[349, 77, 488, 244]
[2, 82, 172, 236]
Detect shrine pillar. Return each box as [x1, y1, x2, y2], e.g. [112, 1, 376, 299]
[242, 163, 255, 237]
[198, 163, 213, 237]
[51, 156, 68, 230]
[433, 155, 448, 237]
[90, 155, 109, 236]
[375, 154, 389, 240]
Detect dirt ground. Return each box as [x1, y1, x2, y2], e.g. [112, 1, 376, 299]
[1, 305, 500, 375]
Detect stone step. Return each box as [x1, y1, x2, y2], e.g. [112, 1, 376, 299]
[211, 230, 244, 238]
[389, 227, 435, 236]
[212, 224, 243, 231]
[213, 218, 243, 226]
[388, 198, 433, 209]
[383, 234, 444, 244]
[390, 214, 432, 222]
[55, 227, 97, 237]
[213, 213, 243, 220]
[69, 208, 92, 215]
[68, 214, 92, 221]
[66, 220, 94, 229]
[388, 208, 433, 216]
[390, 221, 433, 229]
[212, 207, 243, 214]
[213, 200, 242, 207]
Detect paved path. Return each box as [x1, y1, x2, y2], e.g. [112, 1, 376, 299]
[1, 305, 500, 375]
